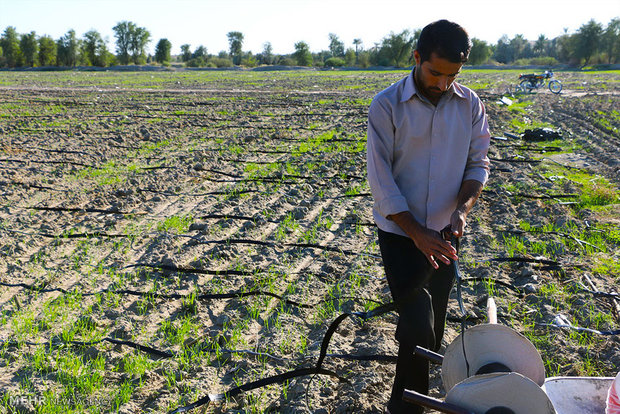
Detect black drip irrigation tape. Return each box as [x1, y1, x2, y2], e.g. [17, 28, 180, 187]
[541, 157, 584, 170]
[461, 277, 525, 298]
[490, 167, 513, 173]
[217, 159, 366, 181]
[125, 263, 258, 276]
[140, 165, 174, 171]
[489, 156, 541, 164]
[579, 289, 619, 299]
[41, 232, 126, 239]
[492, 144, 563, 152]
[9, 182, 68, 192]
[1, 277, 386, 312]
[0, 228, 141, 240]
[136, 188, 264, 197]
[513, 192, 578, 200]
[484, 256, 562, 271]
[202, 168, 362, 184]
[1, 337, 175, 358]
[497, 228, 604, 251]
[0, 280, 311, 309]
[0, 158, 96, 168]
[327, 192, 372, 199]
[23, 146, 94, 157]
[199, 213, 278, 223]
[180, 237, 360, 256]
[1, 221, 374, 242]
[503, 132, 520, 139]
[22, 206, 145, 215]
[1, 334, 400, 366]
[536, 323, 620, 336]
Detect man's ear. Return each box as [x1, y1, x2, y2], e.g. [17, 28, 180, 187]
[413, 50, 421, 66]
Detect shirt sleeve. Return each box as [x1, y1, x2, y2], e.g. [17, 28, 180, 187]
[366, 97, 409, 218]
[463, 95, 491, 185]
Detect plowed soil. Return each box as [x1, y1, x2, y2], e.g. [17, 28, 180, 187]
[0, 69, 618, 414]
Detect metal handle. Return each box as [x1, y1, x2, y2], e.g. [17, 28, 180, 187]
[402, 389, 475, 414]
[414, 345, 444, 364]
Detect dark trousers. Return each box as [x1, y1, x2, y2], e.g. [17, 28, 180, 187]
[378, 229, 456, 414]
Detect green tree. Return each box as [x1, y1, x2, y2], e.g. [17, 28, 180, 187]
[353, 38, 362, 55]
[259, 42, 273, 65]
[292, 41, 312, 66]
[38, 35, 57, 66]
[378, 30, 414, 67]
[493, 35, 511, 63]
[154, 38, 172, 64]
[241, 51, 257, 67]
[561, 36, 577, 64]
[227, 31, 244, 65]
[57, 29, 79, 66]
[344, 48, 356, 66]
[533, 34, 549, 57]
[130, 26, 150, 64]
[602, 18, 620, 64]
[357, 50, 370, 68]
[468, 38, 491, 65]
[192, 45, 207, 59]
[575, 19, 603, 65]
[113, 21, 150, 64]
[184, 45, 207, 67]
[509, 34, 528, 61]
[492, 34, 528, 63]
[328, 33, 344, 57]
[324, 57, 345, 67]
[19, 31, 39, 67]
[0, 26, 21, 67]
[180, 44, 192, 62]
[112, 21, 134, 64]
[83, 30, 109, 66]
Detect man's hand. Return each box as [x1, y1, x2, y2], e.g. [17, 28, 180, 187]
[412, 225, 458, 269]
[450, 180, 484, 238]
[387, 211, 457, 269]
[449, 208, 467, 237]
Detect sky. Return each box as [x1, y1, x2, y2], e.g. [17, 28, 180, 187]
[0, 0, 618, 56]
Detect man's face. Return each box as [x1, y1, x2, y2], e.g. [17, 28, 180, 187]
[413, 50, 463, 104]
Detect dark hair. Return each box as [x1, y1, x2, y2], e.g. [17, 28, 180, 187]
[416, 20, 471, 64]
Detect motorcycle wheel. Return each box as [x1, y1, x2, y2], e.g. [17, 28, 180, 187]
[549, 80, 562, 94]
[519, 80, 531, 93]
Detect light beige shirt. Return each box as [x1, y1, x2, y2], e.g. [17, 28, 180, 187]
[367, 69, 490, 236]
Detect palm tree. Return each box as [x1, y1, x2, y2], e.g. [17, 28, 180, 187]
[353, 38, 362, 56]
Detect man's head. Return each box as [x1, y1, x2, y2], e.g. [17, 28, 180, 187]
[416, 19, 471, 64]
[413, 20, 470, 104]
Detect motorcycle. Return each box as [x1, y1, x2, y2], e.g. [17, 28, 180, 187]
[515, 70, 563, 94]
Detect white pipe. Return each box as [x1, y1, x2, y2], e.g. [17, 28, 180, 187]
[487, 297, 497, 324]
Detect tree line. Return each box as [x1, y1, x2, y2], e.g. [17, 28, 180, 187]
[1, 18, 618, 69]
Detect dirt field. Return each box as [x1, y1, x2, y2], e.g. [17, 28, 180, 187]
[0, 69, 619, 414]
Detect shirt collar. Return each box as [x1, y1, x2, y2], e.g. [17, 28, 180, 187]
[400, 67, 467, 103]
[400, 69, 417, 103]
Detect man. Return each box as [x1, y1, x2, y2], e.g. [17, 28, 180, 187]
[366, 20, 491, 414]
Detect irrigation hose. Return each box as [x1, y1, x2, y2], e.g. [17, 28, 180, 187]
[442, 227, 471, 379]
